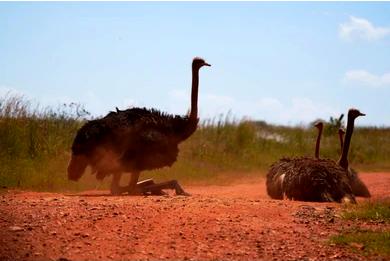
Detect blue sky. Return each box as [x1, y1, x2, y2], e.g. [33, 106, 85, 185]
[1, 2, 390, 126]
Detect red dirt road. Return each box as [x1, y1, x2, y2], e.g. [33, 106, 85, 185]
[0, 172, 389, 261]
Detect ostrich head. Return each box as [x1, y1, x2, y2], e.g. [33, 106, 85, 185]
[192, 57, 211, 70]
[314, 121, 323, 129]
[348, 108, 365, 119]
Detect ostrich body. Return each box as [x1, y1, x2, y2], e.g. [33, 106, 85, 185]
[269, 157, 354, 202]
[266, 121, 324, 200]
[265, 158, 290, 200]
[338, 128, 371, 198]
[67, 57, 211, 195]
[266, 109, 365, 203]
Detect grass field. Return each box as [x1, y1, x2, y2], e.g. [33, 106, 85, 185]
[341, 200, 390, 222]
[1, 94, 390, 191]
[330, 200, 390, 257]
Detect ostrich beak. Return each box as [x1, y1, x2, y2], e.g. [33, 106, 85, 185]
[203, 62, 211, 67]
[359, 112, 366, 116]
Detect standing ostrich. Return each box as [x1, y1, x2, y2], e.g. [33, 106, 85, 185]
[266, 121, 323, 200]
[67, 57, 211, 195]
[338, 128, 371, 198]
[266, 109, 365, 203]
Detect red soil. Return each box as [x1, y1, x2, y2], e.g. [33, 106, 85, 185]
[0, 172, 389, 261]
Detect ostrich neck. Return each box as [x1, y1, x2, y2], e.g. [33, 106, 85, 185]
[338, 117, 355, 170]
[177, 66, 199, 142]
[315, 127, 322, 159]
[189, 67, 199, 121]
[339, 132, 344, 155]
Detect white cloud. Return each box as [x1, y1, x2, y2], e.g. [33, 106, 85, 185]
[339, 16, 390, 41]
[253, 97, 339, 125]
[2, 84, 341, 125]
[169, 89, 187, 100]
[199, 94, 236, 120]
[204, 94, 235, 106]
[120, 98, 138, 109]
[257, 97, 284, 112]
[163, 89, 342, 125]
[168, 89, 236, 118]
[343, 70, 390, 88]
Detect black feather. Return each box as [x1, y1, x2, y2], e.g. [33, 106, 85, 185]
[69, 107, 198, 180]
[266, 157, 356, 203]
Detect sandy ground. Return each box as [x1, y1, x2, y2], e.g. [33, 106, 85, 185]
[0, 172, 389, 261]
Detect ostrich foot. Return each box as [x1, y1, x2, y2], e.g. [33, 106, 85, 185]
[144, 180, 191, 196]
[111, 183, 143, 196]
[124, 185, 143, 196]
[136, 179, 167, 196]
[110, 185, 129, 196]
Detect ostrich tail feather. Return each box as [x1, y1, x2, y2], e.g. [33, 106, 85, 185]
[350, 174, 371, 198]
[352, 182, 371, 198]
[67, 154, 88, 181]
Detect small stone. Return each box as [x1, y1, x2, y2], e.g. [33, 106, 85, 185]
[58, 258, 71, 261]
[349, 242, 365, 250]
[9, 226, 23, 232]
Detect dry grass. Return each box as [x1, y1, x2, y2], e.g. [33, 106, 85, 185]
[1, 94, 389, 191]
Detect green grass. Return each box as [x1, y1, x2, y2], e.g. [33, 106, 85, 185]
[331, 231, 390, 256]
[330, 200, 390, 257]
[1, 94, 390, 191]
[0, 94, 87, 191]
[341, 200, 390, 223]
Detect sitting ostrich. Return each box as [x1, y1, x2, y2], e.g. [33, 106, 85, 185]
[67, 57, 211, 195]
[266, 109, 365, 203]
[338, 128, 371, 198]
[266, 121, 323, 200]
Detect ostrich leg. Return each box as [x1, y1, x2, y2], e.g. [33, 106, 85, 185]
[144, 180, 190, 196]
[110, 172, 128, 195]
[127, 171, 142, 195]
[136, 179, 167, 195]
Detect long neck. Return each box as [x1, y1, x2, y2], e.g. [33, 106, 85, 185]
[189, 67, 199, 121]
[338, 117, 355, 170]
[315, 126, 322, 159]
[178, 66, 199, 142]
[315, 127, 322, 159]
[339, 131, 344, 155]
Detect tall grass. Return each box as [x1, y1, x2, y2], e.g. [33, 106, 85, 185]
[1, 94, 389, 191]
[157, 115, 390, 184]
[0, 94, 87, 191]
